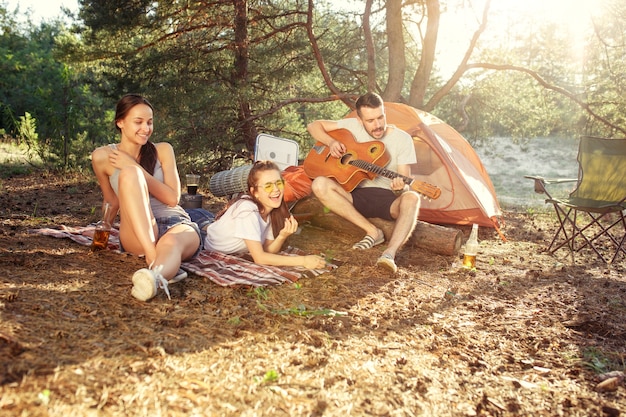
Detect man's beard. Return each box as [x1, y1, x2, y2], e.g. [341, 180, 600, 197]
[368, 127, 385, 138]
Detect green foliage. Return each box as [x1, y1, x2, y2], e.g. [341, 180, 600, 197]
[227, 316, 241, 326]
[582, 346, 622, 374]
[0, 6, 113, 168]
[3, 0, 626, 173]
[464, 70, 582, 141]
[63, 0, 368, 173]
[17, 112, 38, 148]
[0, 140, 36, 177]
[0, 163, 30, 178]
[578, 1, 626, 137]
[434, 1, 626, 140]
[79, 0, 154, 32]
[272, 304, 347, 317]
[248, 286, 270, 302]
[261, 369, 279, 383]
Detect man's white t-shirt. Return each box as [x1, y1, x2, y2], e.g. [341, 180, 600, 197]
[336, 118, 416, 189]
[204, 198, 274, 254]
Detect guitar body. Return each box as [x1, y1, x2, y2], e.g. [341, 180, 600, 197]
[303, 128, 442, 200]
[303, 129, 391, 192]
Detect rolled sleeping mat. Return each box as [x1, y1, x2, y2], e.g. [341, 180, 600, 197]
[209, 165, 252, 197]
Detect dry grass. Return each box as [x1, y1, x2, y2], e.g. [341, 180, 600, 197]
[1, 170, 625, 416]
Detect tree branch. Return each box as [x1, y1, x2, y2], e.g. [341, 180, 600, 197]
[424, 0, 491, 112]
[305, 0, 351, 107]
[247, 95, 353, 121]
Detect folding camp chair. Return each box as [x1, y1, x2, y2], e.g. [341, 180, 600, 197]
[525, 136, 626, 264]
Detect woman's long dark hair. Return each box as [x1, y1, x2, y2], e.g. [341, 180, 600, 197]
[114, 93, 158, 174]
[216, 160, 291, 236]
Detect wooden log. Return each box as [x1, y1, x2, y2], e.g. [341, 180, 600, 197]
[291, 196, 463, 256]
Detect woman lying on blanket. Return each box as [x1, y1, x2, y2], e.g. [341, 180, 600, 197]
[203, 160, 326, 269]
[91, 94, 202, 302]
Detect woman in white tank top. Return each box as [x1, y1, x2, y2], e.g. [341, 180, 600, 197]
[91, 94, 201, 302]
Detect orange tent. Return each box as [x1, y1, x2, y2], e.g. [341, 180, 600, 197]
[345, 103, 503, 232]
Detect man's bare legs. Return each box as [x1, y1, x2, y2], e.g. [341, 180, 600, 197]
[383, 190, 420, 259]
[311, 177, 384, 244]
[375, 191, 420, 272]
[312, 176, 420, 272]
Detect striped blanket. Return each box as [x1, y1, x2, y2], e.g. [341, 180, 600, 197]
[31, 225, 335, 287]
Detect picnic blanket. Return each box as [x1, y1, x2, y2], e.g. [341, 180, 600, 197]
[31, 225, 335, 287]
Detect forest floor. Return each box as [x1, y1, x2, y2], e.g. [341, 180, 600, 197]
[0, 169, 625, 417]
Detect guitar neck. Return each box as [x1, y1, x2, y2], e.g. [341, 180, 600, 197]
[349, 160, 412, 184]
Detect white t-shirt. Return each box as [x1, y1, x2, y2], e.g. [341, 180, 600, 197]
[336, 118, 416, 189]
[204, 198, 274, 254]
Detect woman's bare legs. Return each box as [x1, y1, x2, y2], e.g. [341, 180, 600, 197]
[116, 165, 159, 265]
[150, 225, 200, 279]
[115, 165, 200, 298]
[131, 227, 200, 301]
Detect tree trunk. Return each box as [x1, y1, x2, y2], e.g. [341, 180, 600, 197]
[291, 196, 463, 256]
[382, 0, 405, 102]
[409, 0, 440, 109]
[363, 0, 377, 93]
[232, 0, 258, 151]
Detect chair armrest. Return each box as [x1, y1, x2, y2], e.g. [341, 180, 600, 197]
[524, 175, 577, 197]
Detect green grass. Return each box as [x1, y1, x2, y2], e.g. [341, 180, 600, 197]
[582, 346, 625, 374]
[0, 164, 31, 178]
[0, 141, 38, 178]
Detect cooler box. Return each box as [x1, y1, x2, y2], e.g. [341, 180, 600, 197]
[254, 134, 299, 170]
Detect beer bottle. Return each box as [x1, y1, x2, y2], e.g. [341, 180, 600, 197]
[91, 202, 113, 251]
[462, 224, 479, 269]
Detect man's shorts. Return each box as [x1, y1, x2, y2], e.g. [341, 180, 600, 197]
[351, 187, 396, 221]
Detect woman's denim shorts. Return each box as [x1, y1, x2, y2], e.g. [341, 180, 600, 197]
[183, 208, 215, 244]
[157, 214, 203, 257]
[119, 213, 203, 257]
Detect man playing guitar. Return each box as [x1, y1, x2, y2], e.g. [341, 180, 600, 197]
[307, 92, 419, 273]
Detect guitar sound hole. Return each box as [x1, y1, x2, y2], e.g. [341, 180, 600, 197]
[340, 153, 353, 165]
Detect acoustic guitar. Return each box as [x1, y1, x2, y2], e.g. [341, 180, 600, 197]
[303, 128, 441, 200]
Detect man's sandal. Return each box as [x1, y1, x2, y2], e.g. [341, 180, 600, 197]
[352, 232, 385, 250]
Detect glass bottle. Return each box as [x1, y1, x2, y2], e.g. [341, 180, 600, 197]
[91, 202, 113, 251]
[462, 224, 479, 269]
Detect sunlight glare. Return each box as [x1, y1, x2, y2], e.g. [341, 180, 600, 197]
[492, 0, 601, 30]
[436, 0, 608, 77]
[491, 0, 605, 65]
[6, 0, 79, 23]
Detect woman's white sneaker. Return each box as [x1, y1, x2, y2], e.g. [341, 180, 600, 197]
[131, 265, 171, 301]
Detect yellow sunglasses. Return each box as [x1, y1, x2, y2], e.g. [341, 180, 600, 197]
[257, 179, 285, 193]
